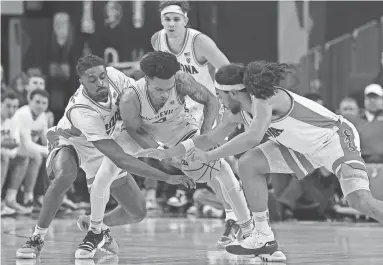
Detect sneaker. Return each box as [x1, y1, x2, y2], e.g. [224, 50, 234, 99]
[203, 205, 224, 218]
[75, 231, 105, 259]
[253, 250, 287, 262]
[225, 229, 278, 256]
[217, 219, 241, 249]
[167, 190, 188, 207]
[76, 216, 119, 255]
[16, 234, 44, 259]
[186, 206, 198, 215]
[1, 202, 16, 217]
[6, 200, 32, 215]
[146, 199, 158, 210]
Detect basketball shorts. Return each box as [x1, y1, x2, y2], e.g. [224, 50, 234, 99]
[257, 120, 369, 196]
[46, 129, 142, 188]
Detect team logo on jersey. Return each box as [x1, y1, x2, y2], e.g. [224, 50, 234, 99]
[184, 52, 191, 63]
[169, 100, 175, 105]
[180, 63, 198, 74]
[266, 127, 284, 138]
[343, 129, 356, 152]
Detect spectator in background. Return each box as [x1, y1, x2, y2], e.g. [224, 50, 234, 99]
[1, 91, 21, 216]
[338, 97, 360, 118]
[3, 89, 49, 214]
[1, 64, 9, 94]
[9, 73, 29, 107]
[362, 84, 383, 123]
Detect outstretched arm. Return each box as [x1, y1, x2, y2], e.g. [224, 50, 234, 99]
[176, 72, 219, 134]
[205, 98, 272, 161]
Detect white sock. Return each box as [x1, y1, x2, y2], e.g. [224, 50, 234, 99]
[238, 217, 254, 238]
[5, 189, 17, 202]
[33, 225, 48, 240]
[253, 210, 272, 234]
[225, 209, 237, 221]
[24, 192, 34, 204]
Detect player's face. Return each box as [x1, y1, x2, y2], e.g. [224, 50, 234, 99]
[29, 94, 49, 116]
[146, 76, 175, 103]
[161, 13, 188, 37]
[1, 98, 19, 119]
[80, 66, 109, 102]
[216, 89, 241, 114]
[27, 77, 45, 92]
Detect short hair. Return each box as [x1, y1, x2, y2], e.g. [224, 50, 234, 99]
[1, 90, 19, 103]
[28, 73, 45, 82]
[243, 61, 292, 99]
[76, 54, 106, 77]
[304, 92, 323, 102]
[30, 89, 50, 101]
[215, 64, 246, 86]
[159, 0, 190, 13]
[140, 51, 180, 79]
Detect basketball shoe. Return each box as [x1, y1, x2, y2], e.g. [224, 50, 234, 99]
[216, 219, 241, 249]
[16, 234, 44, 259]
[226, 229, 286, 262]
[76, 215, 119, 255]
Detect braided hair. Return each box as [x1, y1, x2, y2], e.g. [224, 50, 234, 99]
[243, 61, 292, 100]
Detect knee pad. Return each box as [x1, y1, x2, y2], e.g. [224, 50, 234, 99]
[339, 165, 370, 197]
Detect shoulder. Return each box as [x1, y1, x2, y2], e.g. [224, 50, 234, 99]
[151, 31, 161, 50]
[194, 33, 217, 51]
[120, 83, 141, 111]
[14, 105, 31, 120]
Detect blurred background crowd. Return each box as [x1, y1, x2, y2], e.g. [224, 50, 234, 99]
[1, 1, 383, 224]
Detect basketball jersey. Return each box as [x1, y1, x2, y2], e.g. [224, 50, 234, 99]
[1, 116, 20, 157]
[131, 78, 198, 146]
[47, 67, 134, 148]
[14, 105, 48, 143]
[241, 88, 341, 155]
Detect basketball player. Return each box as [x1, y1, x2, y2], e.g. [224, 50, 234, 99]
[16, 54, 194, 259]
[146, 62, 383, 259]
[151, 1, 239, 243]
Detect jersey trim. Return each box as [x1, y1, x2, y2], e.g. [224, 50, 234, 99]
[164, 28, 190, 57]
[191, 33, 208, 67]
[270, 87, 294, 123]
[130, 85, 143, 115]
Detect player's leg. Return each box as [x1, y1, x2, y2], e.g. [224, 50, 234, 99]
[325, 120, 383, 223]
[1, 155, 10, 189]
[22, 152, 43, 207]
[16, 146, 79, 259]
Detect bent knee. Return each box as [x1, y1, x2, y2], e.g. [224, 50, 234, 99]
[238, 148, 269, 174]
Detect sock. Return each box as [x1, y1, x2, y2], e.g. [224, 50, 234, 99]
[253, 210, 272, 234]
[24, 192, 34, 204]
[238, 217, 254, 238]
[5, 189, 17, 203]
[89, 220, 103, 234]
[146, 189, 156, 201]
[225, 209, 237, 221]
[33, 225, 48, 240]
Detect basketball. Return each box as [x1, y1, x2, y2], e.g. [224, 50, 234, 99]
[181, 159, 221, 183]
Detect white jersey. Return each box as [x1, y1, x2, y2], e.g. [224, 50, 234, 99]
[47, 67, 135, 149]
[14, 105, 48, 143]
[241, 88, 341, 155]
[1, 116, 21, 158]
[156, 28, 215, 125]
[131, 78, 198, 146]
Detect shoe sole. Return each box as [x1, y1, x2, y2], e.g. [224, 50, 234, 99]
[16, 251, 37, 259]
[226, 240, 278, 256]
[254, 250, 287, 262]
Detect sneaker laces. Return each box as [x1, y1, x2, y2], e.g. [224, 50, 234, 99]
[78, 231, 102, 252]
[23, 235, 43, 250]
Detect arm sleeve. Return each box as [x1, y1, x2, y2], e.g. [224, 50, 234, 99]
[69, 108, 112, 142]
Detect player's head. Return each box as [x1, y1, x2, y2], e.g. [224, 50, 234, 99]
[159, 1, 189, 37]
[243, 61, 291, 100]
[29, 89, 49, 116]
[76, 54, 109, 102]
[215, 64, 246, 114]
[1, 91, 19, 119]
[140, 51, 180, 103]
[26, 74, 45, 92]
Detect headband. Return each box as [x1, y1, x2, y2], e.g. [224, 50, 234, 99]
[161, 5, 188, 17]
[215, 82, 245, 92]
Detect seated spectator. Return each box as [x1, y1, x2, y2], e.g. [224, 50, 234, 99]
[9, 73, 29, 107]
[3, 89, 49, 214]
[1, 91, 21, 216]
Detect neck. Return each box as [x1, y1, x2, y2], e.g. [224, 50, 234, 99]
[240, 93, 253, 113]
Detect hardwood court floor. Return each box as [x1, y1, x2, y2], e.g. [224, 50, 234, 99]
[1, 216, 383, 265]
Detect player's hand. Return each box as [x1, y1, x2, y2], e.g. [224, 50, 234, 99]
[166, 175, 196, 189]
[135, 148, 169, 160]
[186, 148, 209, 163]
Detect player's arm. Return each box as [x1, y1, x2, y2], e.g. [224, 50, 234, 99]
[16, 111, 48, 156]
[70, 108, 173, 182]
[205, 98, 273, 161]
[151, 32, 160, 51]
[194, 34, 230, 69]
[176, 72, 219, 134]
[119, 86, 160, 149]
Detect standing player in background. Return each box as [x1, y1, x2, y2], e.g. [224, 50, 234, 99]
[3, 89, 50, 215]
[150, 1, 240, 247]
[1, 91, 21, 216]
[16, 55, 193, 259]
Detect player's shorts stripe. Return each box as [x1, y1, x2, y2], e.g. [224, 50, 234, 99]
[278, 144, 306, 179]
[294, 151, 316, 175]
[175, 129, 198, 146]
